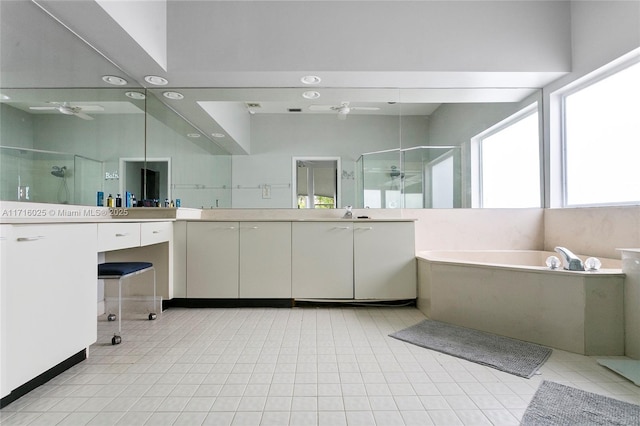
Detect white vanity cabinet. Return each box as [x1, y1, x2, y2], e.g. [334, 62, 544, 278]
[0, 226, 8, 399]
[239, 222, 291, 298]
[292, 222, 354, 299]
[186, 222, 239, 298]
[0, 223, 97, 400]
[354, 221, 416, 299]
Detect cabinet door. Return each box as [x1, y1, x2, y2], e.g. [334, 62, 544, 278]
[292, 222, 353, 299]
[354, 222, 416, 299]
[186, 222, 239, 298]
[0, 226, 9, 398]
[239, 222, 291, 298]
[4, 224, 97, 392]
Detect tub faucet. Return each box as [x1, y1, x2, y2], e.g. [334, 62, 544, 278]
[554, 247, 585, 271]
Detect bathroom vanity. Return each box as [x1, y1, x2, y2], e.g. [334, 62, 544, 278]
[0, 204, 416, 406]
[182, 219, 416, 304]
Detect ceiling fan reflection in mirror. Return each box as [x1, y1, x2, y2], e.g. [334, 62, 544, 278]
[308, 101, 380, 120]
[29, 102, 104, 120]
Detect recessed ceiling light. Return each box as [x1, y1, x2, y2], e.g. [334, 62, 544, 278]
[301, 75, 321, 85]
[187, 133, 201, 138]
[144, 75, 168, 86]
[163, 91, 184, 100]
[125, 91, 146, 100]
[211, 133, 225, 138]
[302, 90, 321, 100]
[0, 93, 10, 100]
[102, 75, 128, 86]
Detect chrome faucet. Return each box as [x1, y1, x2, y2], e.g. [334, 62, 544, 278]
[342, 205, 353, 219]
[554, 246, 585, 271]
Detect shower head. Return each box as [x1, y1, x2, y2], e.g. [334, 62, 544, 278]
[51, 166, 66, 178]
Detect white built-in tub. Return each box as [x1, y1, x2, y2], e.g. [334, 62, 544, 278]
[416, 250, 625, 355]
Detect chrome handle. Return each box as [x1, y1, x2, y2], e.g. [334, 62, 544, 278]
[334, 226, 351, 230]
[17, 236, 44, 242]
[115, 233, 129, 237]
[227, 226, 236, 230]
[357, 227, 373, 231]
[152, 230, 162, 234]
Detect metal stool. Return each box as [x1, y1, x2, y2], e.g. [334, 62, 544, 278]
[98, 262, 157, 345]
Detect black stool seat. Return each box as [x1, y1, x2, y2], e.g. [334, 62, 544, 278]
[98, 262, 153, 277]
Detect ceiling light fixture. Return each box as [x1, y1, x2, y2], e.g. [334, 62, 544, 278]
[163, 91, 184, 100]
[187, 133, 201, 138]
[144, 75, 168, 86]
[102, 75, 128, 86]
[301, 75, 321, 85]
[125, 91, 146, 100]
[302, 91, 321, 100]
[211, 133, 225, 138]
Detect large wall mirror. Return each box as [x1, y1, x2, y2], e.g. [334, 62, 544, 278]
[0, 0, 543, 210]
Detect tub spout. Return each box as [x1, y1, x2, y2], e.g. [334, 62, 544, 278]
[554, 246, 584, 271]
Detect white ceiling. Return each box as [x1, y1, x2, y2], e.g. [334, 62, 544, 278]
[0, 0, 570, 154]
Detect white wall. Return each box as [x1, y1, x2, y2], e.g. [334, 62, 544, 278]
[170, 1, 571, 75]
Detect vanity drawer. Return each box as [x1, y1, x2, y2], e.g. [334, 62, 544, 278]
[97, 222, 141, 252]
[141, 221, 172, 246]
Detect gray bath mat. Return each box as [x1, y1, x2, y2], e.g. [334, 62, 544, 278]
[389, 319, 551, 378]
[521, 380, 640, 425]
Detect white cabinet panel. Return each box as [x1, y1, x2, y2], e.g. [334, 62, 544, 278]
[3, 224, 97, 393]
[97, 222, 140, 251]
[0, 226, 9, 398]
[354, 222, 416, 299]
[140, 221, 172, 246]
[186, 222, 239, 298]
[239, 222, 291, 298]
[292, 222, 353, 299]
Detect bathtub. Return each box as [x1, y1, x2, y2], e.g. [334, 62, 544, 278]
[416, 250, 625, 355]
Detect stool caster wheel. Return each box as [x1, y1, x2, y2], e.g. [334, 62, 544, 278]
[148, 313, 157, 320]
[107, 313, 116, 322]
[111, 335, 121, 345]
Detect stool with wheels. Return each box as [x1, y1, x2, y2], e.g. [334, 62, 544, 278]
[98, 262, 157, 345]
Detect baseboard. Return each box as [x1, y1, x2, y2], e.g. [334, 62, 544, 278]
[167, 298, 294, 308]
[0, 349, 86, 408]
[163, 298, 416, 309]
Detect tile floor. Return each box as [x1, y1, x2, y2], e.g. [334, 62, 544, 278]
[1, 306, 640, 425]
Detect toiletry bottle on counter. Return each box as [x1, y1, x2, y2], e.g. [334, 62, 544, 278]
[115, 194, 122, 207]
[97, 191, 104, 207]
[107, 194, 114, 207]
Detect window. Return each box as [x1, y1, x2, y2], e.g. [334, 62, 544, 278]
[563, 60, 640, 206]
[473, 105, 541, 208]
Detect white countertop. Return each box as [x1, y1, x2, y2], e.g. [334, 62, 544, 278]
[1, 202, 416, 224]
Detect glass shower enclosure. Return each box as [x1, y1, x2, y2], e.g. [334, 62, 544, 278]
[356, 146, 462, 208]
[0, 146, 103, 205]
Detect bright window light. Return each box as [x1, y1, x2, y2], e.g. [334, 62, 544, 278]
[564, 61, 640, 206]
[478, 109, 541, 208]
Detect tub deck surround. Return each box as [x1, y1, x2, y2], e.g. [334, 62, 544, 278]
[417, 250, 625, 356]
